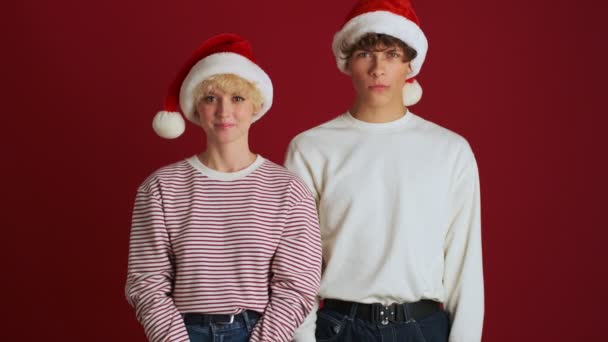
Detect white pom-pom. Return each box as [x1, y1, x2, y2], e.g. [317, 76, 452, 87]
[403, 79, 423, 106]
[152, 111, 186, 139]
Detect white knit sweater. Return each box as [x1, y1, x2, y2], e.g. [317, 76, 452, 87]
[285, 111, 484, 342]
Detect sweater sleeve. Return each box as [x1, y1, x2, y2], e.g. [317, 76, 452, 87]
[444, 153, 485, 342]
[291, 299, 320, 342]
[125, 184, 189, 342]
[284, 139, 320, 204]
[284, 139, 322, 342]
[249, 192, 322, 342]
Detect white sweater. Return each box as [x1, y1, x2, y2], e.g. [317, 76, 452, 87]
[285, 112, 484, 342]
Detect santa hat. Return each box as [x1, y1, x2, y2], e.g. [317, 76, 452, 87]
[153, 33, 273, 139]
[332, 0, 428, 106]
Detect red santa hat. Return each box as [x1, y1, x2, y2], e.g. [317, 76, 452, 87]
[332, 0, 428, 106]
[153, 33, 273, 139]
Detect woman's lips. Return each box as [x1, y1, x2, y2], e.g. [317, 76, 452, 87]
[215, 123, 235, 129]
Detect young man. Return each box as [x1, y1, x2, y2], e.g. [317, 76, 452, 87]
[285, 1, 484, 341]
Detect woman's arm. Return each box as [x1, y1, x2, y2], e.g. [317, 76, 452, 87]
[125, 182, 189, 342]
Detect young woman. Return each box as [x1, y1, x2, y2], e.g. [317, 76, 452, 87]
[126, 33, 322, 342]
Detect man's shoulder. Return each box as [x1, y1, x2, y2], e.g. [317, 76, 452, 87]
[289, 113, 348, 147]
[411, 113, 474, 155]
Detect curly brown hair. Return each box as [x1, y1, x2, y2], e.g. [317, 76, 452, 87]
[341, 33, 418, 64]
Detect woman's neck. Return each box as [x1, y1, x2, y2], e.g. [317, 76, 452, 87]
[199, 140, 256, 173]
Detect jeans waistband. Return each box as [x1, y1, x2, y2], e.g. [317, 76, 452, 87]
[183, 310, 261, 326]
[324, 299, 440, 325]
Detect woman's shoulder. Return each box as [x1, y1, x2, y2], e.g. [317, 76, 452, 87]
[137, 158, 196, 192]
[256, 158, 315, 200]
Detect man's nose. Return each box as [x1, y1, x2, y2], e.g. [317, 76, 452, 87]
[369, 55, 385, 77]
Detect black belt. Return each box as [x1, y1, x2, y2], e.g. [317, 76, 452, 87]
[183, 310, 260, 325]
[324, 299, 440, 325]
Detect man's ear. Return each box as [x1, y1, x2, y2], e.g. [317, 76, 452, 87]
[406, 62, 412, 74]
[344, 60, 353, 76]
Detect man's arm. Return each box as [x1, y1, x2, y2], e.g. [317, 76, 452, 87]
[284, 139, 323, 341]
[443, 153, 484, 342]
[284, 139, 320, 204]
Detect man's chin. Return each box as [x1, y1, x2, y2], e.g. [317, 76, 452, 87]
[362, 94, 394, 107]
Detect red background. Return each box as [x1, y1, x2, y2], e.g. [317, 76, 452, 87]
[4, 0, 606, 340]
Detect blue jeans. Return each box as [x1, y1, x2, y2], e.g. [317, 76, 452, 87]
[315, 305, 450, 342]
[183, 311, 260, 342]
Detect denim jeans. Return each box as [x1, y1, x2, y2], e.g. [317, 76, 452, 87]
[184, 311, 260, 342]
[315, 305, 450, 342]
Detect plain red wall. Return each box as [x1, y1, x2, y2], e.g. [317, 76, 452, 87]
[4, 0, 606, 340]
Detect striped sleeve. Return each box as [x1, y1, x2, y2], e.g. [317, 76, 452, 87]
[249, 183, 322, 342]
[125, 181, 189, 342]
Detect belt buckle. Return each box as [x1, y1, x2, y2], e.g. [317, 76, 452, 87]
[380, 305, 394, 325]
[216, 314, 235, 324]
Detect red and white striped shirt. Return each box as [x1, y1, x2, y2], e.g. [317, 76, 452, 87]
[126, 155, 322, 342]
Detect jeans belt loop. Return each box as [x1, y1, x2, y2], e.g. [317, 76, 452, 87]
[242, 310, 252, 331]
[348, 302, 359, 319]
[406, 302, 416, 322]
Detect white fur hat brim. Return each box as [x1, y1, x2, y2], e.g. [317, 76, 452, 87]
[179, 52, 273, 125]
[332, 10, 428, 79]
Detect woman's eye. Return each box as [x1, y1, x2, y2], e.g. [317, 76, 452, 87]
[202, 95, 215, 103]
[233, 96, 245, 102]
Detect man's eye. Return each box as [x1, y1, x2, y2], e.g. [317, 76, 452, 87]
[387, 51, 401, 58]
[356, 51, 369, 58]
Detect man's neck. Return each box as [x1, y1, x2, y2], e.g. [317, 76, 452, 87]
[350, 100, 407, 123]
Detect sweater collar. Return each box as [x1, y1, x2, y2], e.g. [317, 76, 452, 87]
[187, 154, 265, 181]
[343, 110, 415, 132]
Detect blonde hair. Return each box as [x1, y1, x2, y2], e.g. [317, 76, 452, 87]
[193, 74, 264, 112]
